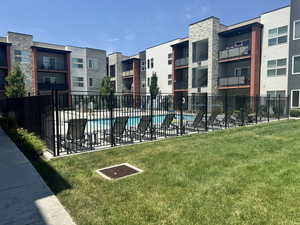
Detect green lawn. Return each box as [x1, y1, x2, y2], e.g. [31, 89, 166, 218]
[34, 120, 300, 225]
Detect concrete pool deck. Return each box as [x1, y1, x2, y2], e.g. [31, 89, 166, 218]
[0, 128, 76, 225]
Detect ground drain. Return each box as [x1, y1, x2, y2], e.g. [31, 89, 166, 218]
[96, 163, 143, 180]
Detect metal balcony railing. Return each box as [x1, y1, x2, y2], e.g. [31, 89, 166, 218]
[219, 46, 250, 60]
[38, 83, 68, 90]
[175, 57, 188, 67]
[38, 62, 66, 71]
[175, 81, 188, 90]
[218, 74, 250, 87]
[122, 70, 134, 77]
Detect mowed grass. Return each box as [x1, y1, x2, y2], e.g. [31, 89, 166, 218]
[34, 120, 300, 225]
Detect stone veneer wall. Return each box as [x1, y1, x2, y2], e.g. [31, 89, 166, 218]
[7, 32, 33, 94]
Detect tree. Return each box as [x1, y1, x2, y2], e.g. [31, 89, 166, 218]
[5, 63, 26, 98]
[100, 76, 113, 96]
[149, 72, 159, 99]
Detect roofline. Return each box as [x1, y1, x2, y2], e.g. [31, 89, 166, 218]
[219, 22, 263, 36]
[31, 46, 71, 53]
[261, 5, 290, 15]
[226, 17, 260, 28]
[189, 16, 220, 26]
[145, 37, 183, 50]
[7, 31, 33, 37]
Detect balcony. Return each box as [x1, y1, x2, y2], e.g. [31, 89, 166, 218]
[122, 70, 134, 77]
[219, 46, 250, 60]
[38, 62, 66, 71]
[218, 74, 250, 88]
[175, 81, 188, 90]
[38, 82, 68, 91]
[175, 57, 188, 67]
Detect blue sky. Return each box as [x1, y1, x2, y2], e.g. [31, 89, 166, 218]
[0, 0, 290, 56]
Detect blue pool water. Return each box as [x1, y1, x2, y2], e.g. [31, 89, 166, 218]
[87, 114, 195, 129]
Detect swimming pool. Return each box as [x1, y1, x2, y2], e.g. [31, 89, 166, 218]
[87, 114, 195, 130]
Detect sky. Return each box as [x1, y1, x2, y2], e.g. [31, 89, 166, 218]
[0, 0, 290, 56]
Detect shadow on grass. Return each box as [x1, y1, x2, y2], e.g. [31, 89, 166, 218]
[32, 159, 72, 195]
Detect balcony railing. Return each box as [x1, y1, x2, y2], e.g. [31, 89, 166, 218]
[219, 46, 250, 60]
[175, 57, 188, 67]
[38, 83, 68, 91]
[38, 62, 66, 71]
[218, 75, 250, 88]
[122, 70, 134, 77]
[175, 81, 188, 90]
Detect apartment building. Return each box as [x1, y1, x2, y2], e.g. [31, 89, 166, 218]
[0, 32, 106, 97]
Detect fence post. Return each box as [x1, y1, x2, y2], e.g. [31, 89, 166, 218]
[267, 95, 270, 122]
[54, 89, 60, 156]
[224, 92, 228, 129]
[255, 96, 258, 124]
[278, 95, 281, 120]
[150, 94, 154, 140]
[287, 94, 290, 119]
[51, 88, 56, 157]
[205, 95, 208, 131]
[109, 92, 114, 147]
[180, 92, 184, 135]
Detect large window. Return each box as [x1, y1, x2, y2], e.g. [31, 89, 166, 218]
[291, 90, 300, 108]
[267, 58, 287, 76]
[88, 58, 98, 70]
[294, 20, 300, 40]
[192, 39, 208, 62]
[72, 77, 84, 87]
[192, 68, 208, 88]
[168, 53, 172, 65]
[15, 50, 30, 63]
[292, 55, 300, 75]
[72, 58, 83, 69]
[110, 65, 116, 77]
[268, 26, 288, 46]
[42, 56, 56, 69]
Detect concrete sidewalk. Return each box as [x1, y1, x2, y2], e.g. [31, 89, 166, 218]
[0, 128, 76, 225]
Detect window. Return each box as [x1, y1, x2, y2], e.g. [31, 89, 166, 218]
[292, 56, 300, 74]
[72, 58, 83, 69]
[168, 59, 172, 65]
[267, 58, 287, 76]
[110, 65, 116, 77]
[147, 77, 150, 87]
[268, 26, 288, 46]
[42, 56, 56, 69]
[88, 58, 98, 70]
[72, 77, 84, 87]
[192, 68, 208, 88]
[192, 39, 208, 62]
[14, 50, 29, 63]
[147, 59, 150, 69]
[168, 74, 172, 86]
[151, 58, 154, 68]
[168, 53, 173, 64]
[234, 67, 250, 76]
[168, 53, 172, 59]
[291, 90, 300, 108]
[89, 78, 93, 87]
[141, 60, 146, 71]
[294, 20, 300, 40]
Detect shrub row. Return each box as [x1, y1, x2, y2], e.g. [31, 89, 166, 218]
[290, 109, 300, 117]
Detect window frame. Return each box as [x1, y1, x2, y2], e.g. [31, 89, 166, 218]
[293, 20, 300, 40]
[268, 25, 288, 47]
[291, 89, 300, 108]
[267, 58, 287, 77]
[292, 55, 300, 75]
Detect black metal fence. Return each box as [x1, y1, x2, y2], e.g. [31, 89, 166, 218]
[0, 91, 290, 157]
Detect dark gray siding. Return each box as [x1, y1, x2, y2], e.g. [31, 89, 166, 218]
[139, 51, 146, 94]
[288, 0, 300, 94]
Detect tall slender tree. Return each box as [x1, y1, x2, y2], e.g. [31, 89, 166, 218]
[150, 72, 159, 99]
[5, 63, 26, 98]
[100, 76, 113, 96]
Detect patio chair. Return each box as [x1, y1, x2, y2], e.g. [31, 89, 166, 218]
[185, 111, 206, 132]
[103, 116, 130, 145]
[60, 119, 92, 153]
[130, 115, 152, 141]
[154, 114, 179, 137]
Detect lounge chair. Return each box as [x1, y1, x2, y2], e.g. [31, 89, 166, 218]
[130, 115, 152, 141]
[155, 114, 179, 137]
[60, 119, 91, 153]
[103, 116, 130, 145]
[185, 111, 206, 132]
